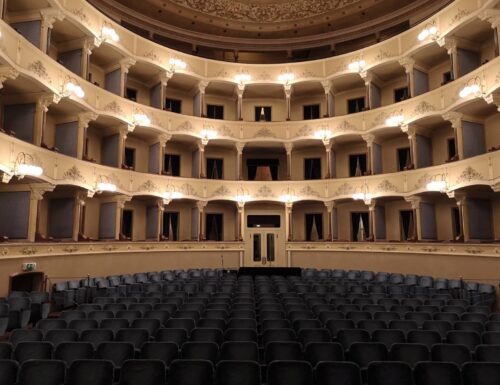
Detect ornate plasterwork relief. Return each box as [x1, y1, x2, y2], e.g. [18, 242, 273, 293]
[169, 0, 362, 23]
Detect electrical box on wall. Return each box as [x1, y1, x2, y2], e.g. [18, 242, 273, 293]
[21, 262, 37, 272]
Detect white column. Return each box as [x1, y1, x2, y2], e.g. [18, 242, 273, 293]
[119, 58, 136, 98]
[362, 133, 375, 175]
[235, 142, 245, 180]
[399, 57, 415, 98]
[322, 80, 333, 118]
[196, 201, 207, 241]
[35, 94, 60, 147]
[82, 37, 98, 80]
[285, 142, 293, 180]
[438, 37, 458, 80]
[198, 81, 209, 117]
[324, 201, 335, 241]
[284, 84, 292, 121]
[237, 202, 245, 241]
[236, 84, 245, 121]
[285, 202, 293, 242]
[401, 124, 417, 169]
[158, 134, 171, 175]
[29, 184, 55, 242]
[40, 9, 64, 53]
[443, 112, 463, 160]
[78, 112, 97, 160]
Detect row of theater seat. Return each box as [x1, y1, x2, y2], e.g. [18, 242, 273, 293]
[1, 356, 500, 385]
[3, 337, 500, 367]
[0, 294, 51, 335]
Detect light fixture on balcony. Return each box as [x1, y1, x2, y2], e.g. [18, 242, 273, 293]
[164, 183, 183, 199]
[459, 77, 482, 99]
[279, 187, 297, 203]
[96, 175, 116, 192]
[278, 71, 294, 84]
[348, 60, 366, 72]
[101, 26, 119, 42]
[169, 58, 187, 71]
[200, 126, 217, 145]
[385, 113, 405, 127]
[426, 174, 447, 192]
[235, 72, 251, 85]
[133, 113, 151, 126]
[418, 23, 439, 41]
[314, 127, 331, 144]
[352, 183, 372, 204]
[235, 187, 251, 203]
[64, 81, 85, 98]
[14, 153, 43, 178]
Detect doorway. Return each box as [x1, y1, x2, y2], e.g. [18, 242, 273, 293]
[10, 272, 45, 293]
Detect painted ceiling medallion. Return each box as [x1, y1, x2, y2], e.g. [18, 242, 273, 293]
[170, 0, 361, 23]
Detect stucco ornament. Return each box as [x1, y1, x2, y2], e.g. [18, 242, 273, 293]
[170, 0, 361, 23]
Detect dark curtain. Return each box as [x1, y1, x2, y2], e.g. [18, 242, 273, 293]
[305, 158, 321, 180]
[206, 213, 223, 241]
[348, 98, 365, 114]
[122, 210, 133, 238]
[247, 159, 279, 180]
[349, 154, 367, 177]
[207, 158, 223, 179]
[164, 154, 180, 176]
[304, 104, 320, 120]
[400, 210, 413, 241]
[165, 98, 181, 113]
[306, 213, 323, 241]
[207, 105, 224, 119]
[397, 147, 410, 171]
[163, 212, 179, 241]
[351, 212, 369, 241]
[255, 106, 272, 121]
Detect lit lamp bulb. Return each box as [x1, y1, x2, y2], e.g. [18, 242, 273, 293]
[17, 164, 43, 177]
[200, 128, 217, 145]
[101, 26, 119, 42]
[97, 182, 117, 192]
[385, 114, 404, 127]
[278, 72, 295, 83]
[426, 180, 447, 192]
[169, 58, 187, 70]
[235, 73, 251, 84]
[134, 113, 151, 126]
[314, 129, 331, 142]
[418, 25, 438, 41]
[65, 82, 85, 98]
[459, 84, 480, 98]
[348, 60, 366, 72]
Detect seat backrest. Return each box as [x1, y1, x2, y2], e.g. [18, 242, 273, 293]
[167, 359, 214, 385]
[267, 360, 313, 385]
[66, 359, 114, 385]
[119, 359, 166, 385]
[265, 342, 302, 363]
[315, 361, 362, 385]
[18, 360, 65, 385]
[0, 359, 18, 385]
[414, 361, 461, 385]
[181, 342, 219, 363]
[367, 361, 413, 385]
[54, 342, 94, 366]
[389, 343, 429, 368]
[96, 342, 135, 368]
[14, 342, 53, 364]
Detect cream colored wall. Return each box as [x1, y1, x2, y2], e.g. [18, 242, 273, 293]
[480, 37, 496, 64]
[164, 141, 194, 178]
[241, 98, 287, 122]
[334, 141, 367, 178]
[0, 250, 241, 296]
[86, 125, 103, 163]
[88, 63, 105, 88]
[485, 112, 500, 149]
[434, 198, 458, 241]
[126, 77, 150, 106]
[205, 95, 237, 121]
[381, 135, 410, 173]
[380, 78, 407, 106]
[124, 135, 149, 172]
[428, 60, 451, 90]
[205, 202, 237, 241]
[44, 113, 56, 148]
[336, 200, 369, 241]
[123, 200, 147, 241]
[334, 88, 365, 116]
[290, 146, 327, 180]
[290, 95, 326, 121]
[384, 199, 412, 241]
[429, 123, 454, 165]
[204, 146, 237, 180]
[164, 200, 196, 241]
[84, 197, 101, 240]
[291, 201, 327, 241]
[164, 88, 194, 115]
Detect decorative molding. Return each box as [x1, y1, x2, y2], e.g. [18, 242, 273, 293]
[377, 180, 399, 193]
[180, 183, 200, 197]
[295, 125, 312, 137]
[27, 61, 50, 82]
[253, 127, 276, 138]
[449, 8, 472, 26]
[412, 101, 436, 116]
[255, 185, 274, 198]
[333, 182, 353, 197]
[137, 180, 159, 193]
[299, 185, 321, 198]
[62, 166, 85, 183]
[103, 101, 124, 115]
[455, 166, 484, 184]
[69, 7, 89, 24]
[212, 185, 231, 197]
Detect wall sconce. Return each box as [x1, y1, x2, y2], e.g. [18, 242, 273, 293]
[164, 183, 182, 199]
[200, 126, 217, 145]
[96, 175, 116, 192]
[459, 77, 483, 99]
[385, 112, 405, 127]
[426, 174, 447, 192]
[348, 59, 366, 72]
[101, 26, 119, 42]
[63, 81, 85, 98]
[169, 58, 187, 71]
[235, 72, 251, 85]
[235, 187, 251, 203]
[418, 23, 439, 41]
[14, 153, 43, 178]
[352, 183, 372, 204]
[278, 71, 294, 84]
[279, 187, 297, 203]
[314, 127, 331, 144]
[133, 113, 151, 126]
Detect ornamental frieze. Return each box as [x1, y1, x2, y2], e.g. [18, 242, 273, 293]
[455, 166, 484, 184]
[412, 101, 436, 117]
[169, 0, 362, 23]
[27, 61, 50, 83]
[62, 166, 85, 183]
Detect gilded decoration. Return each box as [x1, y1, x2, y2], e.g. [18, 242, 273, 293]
[455, 167, 484, 184]
[62, 166, 85, 183]
[103, 101, 124, 115]
[27, 61, 50, 82]
[255, 185, 274, 198]
[169, 0, 362, 23]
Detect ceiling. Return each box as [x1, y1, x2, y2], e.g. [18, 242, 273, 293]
[89, 0, 452, 62]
